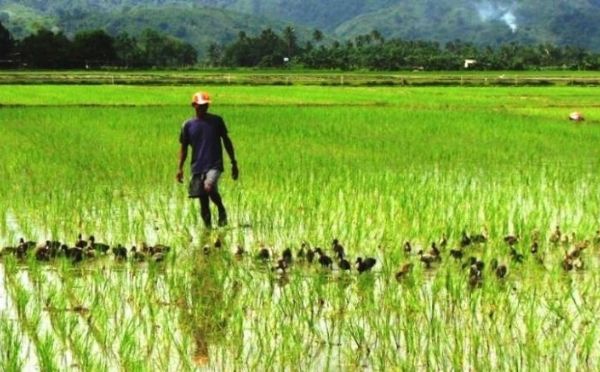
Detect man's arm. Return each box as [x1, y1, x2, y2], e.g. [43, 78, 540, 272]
[176, 144, 187, 183]
[222, 133, 238, 180]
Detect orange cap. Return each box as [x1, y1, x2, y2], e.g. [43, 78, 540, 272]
[191, 91, 211, 105]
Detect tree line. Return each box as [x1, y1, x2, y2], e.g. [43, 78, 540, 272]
[211, 27, 600, 71]
[3, 20, 600, 70]
[0, 22, 196, 68]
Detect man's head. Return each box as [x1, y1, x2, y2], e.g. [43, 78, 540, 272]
[191, 91, 211, 117]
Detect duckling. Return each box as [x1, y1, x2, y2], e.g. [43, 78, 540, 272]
[282, 247, 293, 265]
[202, 244, 211, 255]
[449, 249, 463, 260]
[504, 234, 519, 246]
[549, 225, 561, 244]
[338, 258, 351, 271]
[395, 263, 413, 281]
[468, 265, 483, 288]
[152, 252, 165, 263]
[315, 248, 333, 269]
[214, 238, 222, 249]
[403, 241, 412, 253]
[89, 236, 110, 253]
[495, 264, 507, 279]
[460, 230, 472, 248]
[332, 239, 345, 259]
[356, 257, 376, 273]
[19, 238, 37, 251]
[112, 244, 127, 261]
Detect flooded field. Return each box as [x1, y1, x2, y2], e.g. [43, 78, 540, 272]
[1, 84, 600, 370]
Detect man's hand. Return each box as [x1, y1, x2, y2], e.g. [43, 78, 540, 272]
[176, 169, 184, 183]
[232, 162, 239, 180]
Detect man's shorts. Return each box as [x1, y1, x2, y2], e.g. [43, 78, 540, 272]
[188, 169, 222, 198]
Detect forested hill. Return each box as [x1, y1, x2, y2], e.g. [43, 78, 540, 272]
[1, 0, 600, 52]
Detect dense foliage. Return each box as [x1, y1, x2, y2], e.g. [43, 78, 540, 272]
[216, 28, 600, 70]
[1, 23, 196, 68]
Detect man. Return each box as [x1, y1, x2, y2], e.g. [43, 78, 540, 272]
[177, 91, 238, 228]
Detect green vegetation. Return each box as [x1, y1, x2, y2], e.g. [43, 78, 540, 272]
[1, 83, 600, 369]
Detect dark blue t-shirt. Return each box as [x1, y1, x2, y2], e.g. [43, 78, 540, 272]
[179, 113, 228, 175]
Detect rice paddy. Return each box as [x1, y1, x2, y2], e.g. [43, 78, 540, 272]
[1, 82, 600, 370]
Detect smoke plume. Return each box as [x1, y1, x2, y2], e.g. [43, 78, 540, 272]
[475, 1, 518, 32]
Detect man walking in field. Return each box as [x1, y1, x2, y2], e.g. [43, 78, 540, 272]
[177, 91, 239, 228]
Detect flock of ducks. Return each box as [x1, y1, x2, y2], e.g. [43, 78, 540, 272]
[2, 226, 600, 287]
[0, 234, 171, 263]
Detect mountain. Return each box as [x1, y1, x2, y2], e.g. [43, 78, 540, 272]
[1, 0, 600, 53]
[0, 2, 297, 56]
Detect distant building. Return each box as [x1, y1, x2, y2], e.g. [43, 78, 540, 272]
[464, 59, 477, 68]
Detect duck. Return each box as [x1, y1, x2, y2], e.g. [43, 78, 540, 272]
[439, 235, 448, 249]
[256, 246, 271, 261]
[315, 248, 333, 269]
[306, 247, 315, 264]
[332, 239, 345, 259]
[272, 258, 288, 273]
[356, 257, 376, 273]
[395, 263, 413, 281]
[235, 245, 246, 258]
[338, 258, 351, 271]
[297, 242, 307, 260]
[112, 244, 127, 261]
[282, 247, 293, 265]
[504, 234, 519, 246]
[549, 225, 561, 244]
[75, 234, 87, 249]
[429, 242, 441, 258]
[35, 242, 51, 261]
[495, 264, 507, 279]
[403, 241, 412, 254]
[449, 248, 463, 260]
[89, 236, 110, 253]
[530, 241, 539, 254]
[510, 247, 524, 263]
[151, 244, 171, 255]
[471, 226, 488, 244]
[419, 251, 437, 269]
[130, 246, 146, 262]
[460, 230, 472, 248]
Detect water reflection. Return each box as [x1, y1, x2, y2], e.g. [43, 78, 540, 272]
[179, 231, 239, 367]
